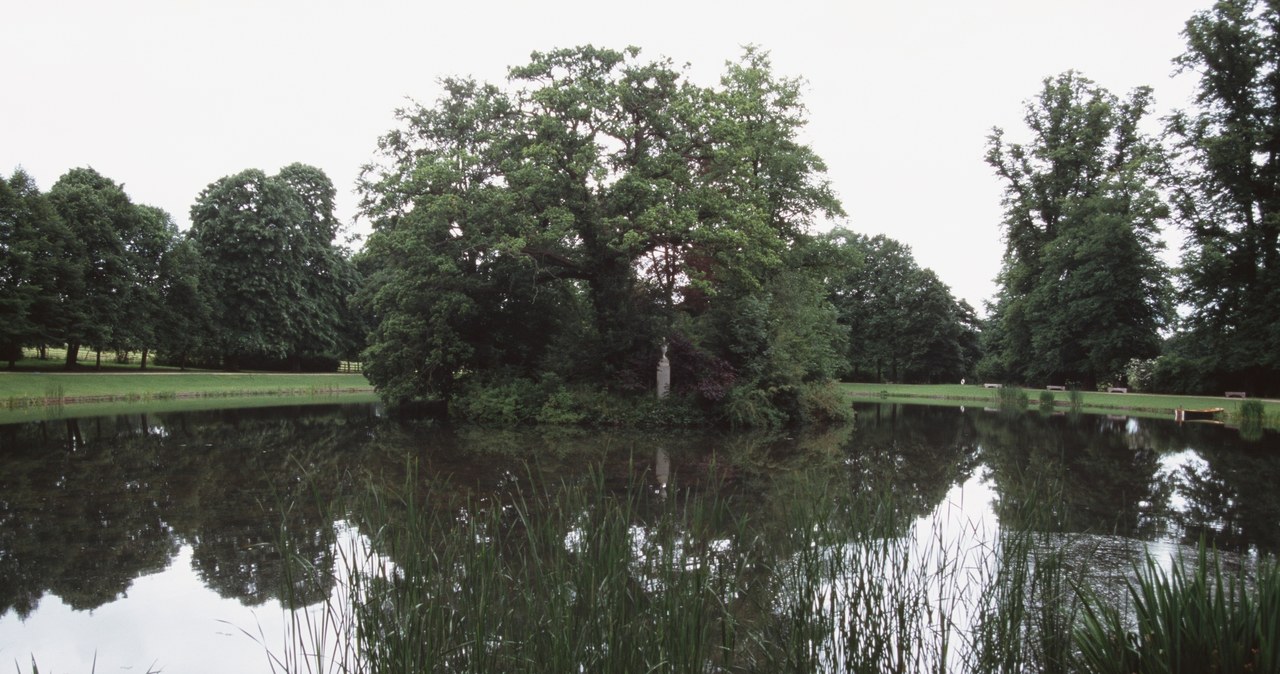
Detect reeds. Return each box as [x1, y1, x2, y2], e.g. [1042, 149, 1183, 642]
[270, 464, 1279, 673]
[995, 385, 1029, 411]
[1075, 547, 1280, 674]
[1238, 399, 1266, 441]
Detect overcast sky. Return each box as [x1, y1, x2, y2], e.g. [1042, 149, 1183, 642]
[3, 0, 1212, 311]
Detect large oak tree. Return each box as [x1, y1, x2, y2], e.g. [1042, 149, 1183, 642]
[357, 46, 843, 414]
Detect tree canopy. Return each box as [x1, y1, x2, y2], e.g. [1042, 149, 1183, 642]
[357, 46, 846, 423]
[189, 164, 360, 370]
[981, 72, 1173, 388]
[819, 229, 979, 384]
[1166, 0, 1280, 394]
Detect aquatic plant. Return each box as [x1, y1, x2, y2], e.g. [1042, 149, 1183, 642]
[1039, 390, 1056, 413]
[1075, 548, 1280, 674]
[267, 463, 1279, 673]
[995, 385, 1029, 411]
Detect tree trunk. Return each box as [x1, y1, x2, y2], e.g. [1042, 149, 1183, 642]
[95, 349, 101, 369]
[65, 342, 80, 369]
[140, 348, 149, 370]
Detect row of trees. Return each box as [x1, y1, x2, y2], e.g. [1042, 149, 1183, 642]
[982, 0, 1280, 395]
[0, 164, 361, 370]
[13, 0, 1270, 416]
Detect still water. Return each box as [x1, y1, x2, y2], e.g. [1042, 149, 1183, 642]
[0, 402, 1275, 671]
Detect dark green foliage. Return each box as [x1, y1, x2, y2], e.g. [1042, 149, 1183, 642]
[188, 164, 359, 370]
[151, 237, 210, 369]
[983, 73, 1173, 389]
[450, 376, 708, 427]
[47, 167, 144, 367]
[357, 46, 843, 424]
[0, 171, 42, 365]
[820, 229, 980, 384]
[1168, 0, 1280, 395]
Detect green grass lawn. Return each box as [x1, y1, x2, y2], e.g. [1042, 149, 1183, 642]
[0, 370, 374, 409]
[0, 390, 380, 425]
[840, 382, 1277, 422]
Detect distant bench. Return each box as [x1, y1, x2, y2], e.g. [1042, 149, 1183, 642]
[1107, 387, 1128, 394]
[983, 383, 1002, 389]
[1045, 385, 1066, 391]
[1225, 391, 1247, 399]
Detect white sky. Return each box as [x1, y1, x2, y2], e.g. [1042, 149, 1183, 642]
[2, 0, 1211, 312]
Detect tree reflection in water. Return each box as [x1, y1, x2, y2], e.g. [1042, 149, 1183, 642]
[0, 405, 378, 618]
[1, 401, 1278, 629]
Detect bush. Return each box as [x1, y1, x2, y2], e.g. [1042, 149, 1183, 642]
[1039, 390, 1055, 413]
[452, 378, 544, 425]
[722, 384, 788, 429]
[534, 387, 588, 426]
[1147, 354, 1215, 395]
[1124, 357, 1157, 392]
[797, 381, 854, 424]
[1239, 399, 1266, 441]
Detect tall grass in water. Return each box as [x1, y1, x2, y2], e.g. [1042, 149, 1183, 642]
[271, 464, 1280, 673]
[995, 386, 1029, 411]
[1039, 390, 1056, 414]
[1239, 399, 1266, 441]
[1075, 548, 1280, 673]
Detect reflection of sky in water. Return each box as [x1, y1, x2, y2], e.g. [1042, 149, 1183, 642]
[0, 522, 376, 674]
[0, 545, 283, 673]
[1158, 448, 1210, 516]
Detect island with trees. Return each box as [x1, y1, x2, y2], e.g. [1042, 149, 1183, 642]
[3, 0, 1279, 424]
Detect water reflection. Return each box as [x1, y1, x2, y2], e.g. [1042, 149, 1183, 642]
[1, 402, 1278, 671]
[0, 405, 379, 619]
[844, 404, 980, 520]
[974, 411, 1174, 539]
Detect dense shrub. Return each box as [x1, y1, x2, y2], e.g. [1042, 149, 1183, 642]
[797, 381, 854, 424]
[451, 378, 544, 425]
[1146, 354, 1215, 395]
[453, 377, 709, 428]
[722, 384, 788, 429]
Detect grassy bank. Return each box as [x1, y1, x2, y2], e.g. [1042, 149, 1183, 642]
[0, 371, 374, 411]
[841, 382, 1279, 424]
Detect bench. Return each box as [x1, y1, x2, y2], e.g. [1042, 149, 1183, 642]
[983, 383, 1002, 389]
[1045, 385, 1065, 391]
[1107, 387, 1128, 394]
[1225, 391, 1247, 399]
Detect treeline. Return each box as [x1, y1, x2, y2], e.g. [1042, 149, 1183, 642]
[981, 0, 1280, 396]
[0, 164, 362, 371]
[6, 1, 1274, 421]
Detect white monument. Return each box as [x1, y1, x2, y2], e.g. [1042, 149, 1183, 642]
[656, 343, 670, 399]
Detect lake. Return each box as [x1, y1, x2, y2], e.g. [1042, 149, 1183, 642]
[1, 401, 1276, 672]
